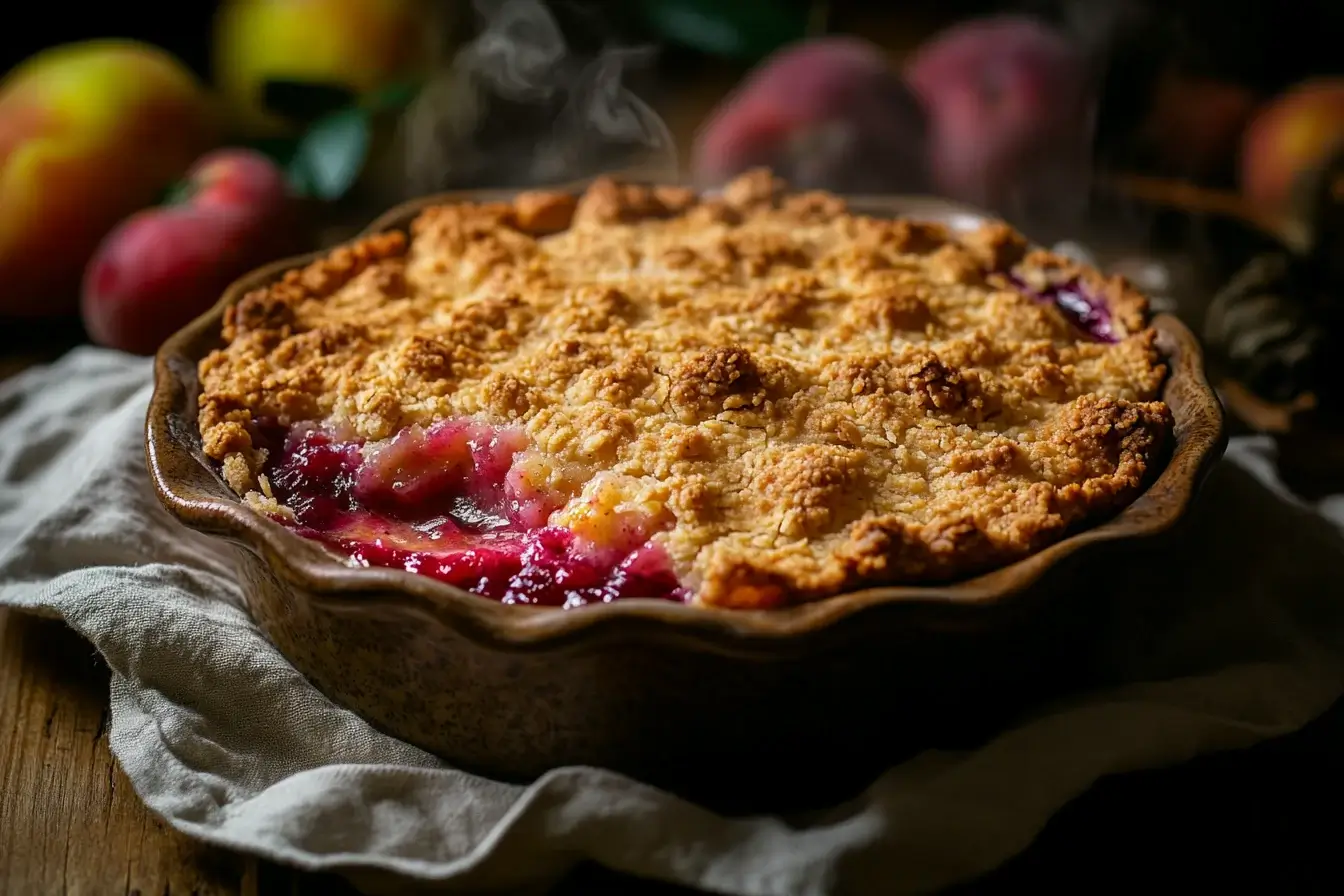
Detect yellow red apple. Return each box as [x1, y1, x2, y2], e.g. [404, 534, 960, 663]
[214, 0, 434, 136]
[1240, 79, 1344, 213]
[81, 148, 303, 355]
[0, 40, 219, 318]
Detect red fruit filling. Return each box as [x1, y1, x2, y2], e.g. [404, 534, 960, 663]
[256, 420, 689, 607]
[1009, 274, 1117, 343]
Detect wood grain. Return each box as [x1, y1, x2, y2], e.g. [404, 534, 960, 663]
[0, 609, 255, 895]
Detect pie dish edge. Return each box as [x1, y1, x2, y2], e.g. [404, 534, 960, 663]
[145, 181, 1228, 650]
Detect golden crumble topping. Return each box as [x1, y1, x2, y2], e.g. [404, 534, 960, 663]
[198, 169, 1172, 608]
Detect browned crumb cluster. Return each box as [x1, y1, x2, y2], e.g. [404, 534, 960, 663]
[198, 169, 1172, 608]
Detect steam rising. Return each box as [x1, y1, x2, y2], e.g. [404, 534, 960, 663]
[462, 0, 567, 101]
[399, 0, 677, 193]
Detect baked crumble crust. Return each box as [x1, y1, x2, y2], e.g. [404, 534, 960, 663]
[198, 169, 1172, 607]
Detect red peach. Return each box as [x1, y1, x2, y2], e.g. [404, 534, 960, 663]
[904, 16, 1092, 210]
[691, 37, 928, 194]
[1240, 79, 1344, 213]
[81, 148, 301, 355]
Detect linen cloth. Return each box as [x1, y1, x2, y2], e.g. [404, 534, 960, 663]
[3, 346, 1344, 895]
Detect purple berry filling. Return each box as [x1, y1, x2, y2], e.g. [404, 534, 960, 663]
[1009, 274, 1118, 343]
[259, 421, 689, 607]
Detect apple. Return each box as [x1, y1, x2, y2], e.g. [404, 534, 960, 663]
[0, 40, 219, 318]
[1240, 79, 1344, 213]
[214, 0, 435, 136]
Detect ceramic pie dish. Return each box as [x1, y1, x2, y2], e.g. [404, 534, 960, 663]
[146, 174, 1226, 810]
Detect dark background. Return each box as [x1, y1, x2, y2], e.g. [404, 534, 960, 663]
[5, 1, 1343, 90]
[1, 8, 216, 78]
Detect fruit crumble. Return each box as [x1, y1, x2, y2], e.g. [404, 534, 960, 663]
[197, 169, 1172, 608]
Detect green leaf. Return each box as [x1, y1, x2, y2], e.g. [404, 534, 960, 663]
[285, 160, 316, 199]
[288, 108, 372, 202]
[634, 0, 812, 61]
[362, 80, 424, 114]
[262, 79, 359, 124]
[159, 178, 196, 207]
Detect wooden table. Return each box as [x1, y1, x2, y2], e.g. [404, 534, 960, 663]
[4, 339, 1344, 895]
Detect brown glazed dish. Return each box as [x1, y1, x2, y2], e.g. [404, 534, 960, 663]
[147, 183, 1226, 811]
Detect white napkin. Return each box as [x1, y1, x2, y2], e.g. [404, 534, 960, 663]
[4, 346, 1344, 896]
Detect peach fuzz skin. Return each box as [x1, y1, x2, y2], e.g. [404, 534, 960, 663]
[0, 40, 218, 319]
[81, 149, 299, 356]
[690, 37, 928, 195]
[904, 16, 1090, 209]
[1239, 79, 1344, 213]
